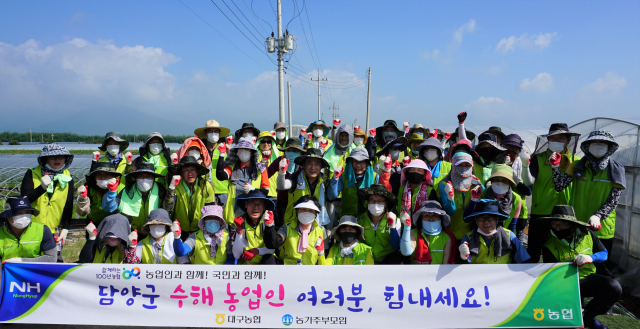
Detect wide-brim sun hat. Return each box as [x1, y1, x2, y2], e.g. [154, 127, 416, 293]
[412, 200, 450, 227]
[200, 205, 225, 222]
[357, 184, 397, 208]
[502, 134, 524, 149]
[330, 215, 365, 243]
[347, 147, 369, 162]
[257, 131, 276, 144]
[170, 156, 210, 176]
[400, 159, 432, 186]
[450, 127, 476, 141]
[487, 164, 516, 187]
[482, 126, 506, 140]
[125, 162, 164, 178]
[293, 148, 330, 168]
[417, 137, 444, 158]
[37, 143, 74, 170]
[140, 209, 172, 235]
[87, 161, 122, 179]
[98, 132, 130, 152]
[539, 204, 589, 227]
[407, 123, 429, 137]
[463, 199, 509, 223]
[236, 189, 275, 213]
[375, 136, 408, 157]
[306, 120, 331, 138]
[194, 120, 231, 139]
[234, 123, 261, 140]
[543, 123, 580, 138]
[477, 133, 506, 151]
[352, 128, 368, 145]
[407, 133, 425, 145]
[580, 130, 618, 149]
[277, 137, 305, 153]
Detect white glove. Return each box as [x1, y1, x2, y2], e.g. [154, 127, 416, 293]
[4, 258, 22, 263]
[445, 182, 455, 201]
[459, 242, 470, 260]
[124, 151, 133, 165]
[520, 151, 531, 167]
[85, 222, 97, 240]
[279, 158, 289, 172]
[315, 238, 325, 256]
[573, 254, 593, 267]
[170, 152, 179, 164]
[171, 220, 181, 239]
[169, 175, 181, 190]
[77, 185, 87, 199]
[92, 151, 101, 162]
[588, 215, 601, 231]
[41, 174, 52, 188]
[470, 185, 482, 202]
[243, 183, 254, 194]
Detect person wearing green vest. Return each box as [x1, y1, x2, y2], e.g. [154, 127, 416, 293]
[459, 199, 530, 264]
[473, 133, 508, 185]
[417, 137, 452, 199]
[102, 162, 167, 232]
[304, 120, 333, 154]
[406, 133, 425, 161]
[328, 148, 376, 219]
[195, 120, 231, 206]
[440, 152, 484, 241]
[550, 130, 625, 275]
[322, 124, 354, 226]
[76, 162, 124, 227]
[326, 216, 374, 265]
[400, 201, 457, 264]
[164, 156, 215, 240]
[278, 148, 331, 228]
[129, 132, 172, 188]
[356, 184, 401, 264]
[392, 159, 435, 219]
[234, 122, 261, 141]
[94, 132, 132, 181]
[266, 138, 306, 228]
[500, 134, 532, 239]
[521, 123, 581, 263]
[216, 137, 270, 225]
[256, 131, 280, 203]
[374, 136, 408, 195]
[172, 205, 230, 264]
[0, 196, 57, 264]
[231, 189, 277, 264]
[78, 214, 133, 264]
[540, 205, 621, 329]
[264, 196, 328, 265]
[406, 123, 427, 139]
[471, 164, 523, 232]
[123, 209, 181, 264]
[273, 122, 289, 148]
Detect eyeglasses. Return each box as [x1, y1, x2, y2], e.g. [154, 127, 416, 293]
[260, 140, 270, 144]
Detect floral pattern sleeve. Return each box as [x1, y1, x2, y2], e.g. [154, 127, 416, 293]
[594, 187, 623, 220]
[551, 168, 573, 192]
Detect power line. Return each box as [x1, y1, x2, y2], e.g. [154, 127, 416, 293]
[247, 0, 273, 33]
[219, 0, 264, 45]
[230, 0, 266, 38]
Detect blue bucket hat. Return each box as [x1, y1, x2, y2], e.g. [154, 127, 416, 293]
[236, 189, 275, 212]
[463, 199, 509, 223]
[0, 196, 40, 218]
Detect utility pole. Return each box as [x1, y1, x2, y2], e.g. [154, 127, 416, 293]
[366, 67, 371, 132]
[311, 71, 327, 120]
[287, 81, 292, 136]
[266, 0, 293, 123]
[330, 102, 339, 140]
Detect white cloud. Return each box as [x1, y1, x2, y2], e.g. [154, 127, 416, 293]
[467, 96, 505, 108]
[496, 32, 558, 53]
[454, 19, 477, 43]
[422, 49, 441, 60]
[579, 72, 627, 97]
[520, 72, 554, 93]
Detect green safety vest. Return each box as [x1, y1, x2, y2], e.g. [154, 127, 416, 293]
[173, 180, 216, 232]
[88, 185, 125, 225]
[280, 221, 326, 265]
[30, 166, 70, 230]
[569, 165, 617, 239]
[531, 151, 579, 215]
[142, 153, 169, 188]
[340, 172, 377, 218]
[442, 181, 481, 240]
[544, 231, 595, 279]
[141, 235, 177, 264]
[0, 223, 44, 262]
[283, 175, 325, 226]
[120, 186, 159, 232]
[468, 229, 513, 264]
[258, 153, 278, 198]
[190, 230, 228, 265]
[210, 145, 229, 195]
[359, 212, 394, 263]
[238, 220, 267, 265]
[480, 189, 523, 229]
[431, 161, 452, 199]
[98, 155, 127, 187]
[93, 245, 125, 264]
[323, 146, 351, 173]
[410, 229, 450, 265]
[327, 242, 373, 265]
[472, 163, 486, 185]
[223, 164, 263, 225]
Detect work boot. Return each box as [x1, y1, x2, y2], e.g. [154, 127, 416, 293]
[582, 312, 607, 329]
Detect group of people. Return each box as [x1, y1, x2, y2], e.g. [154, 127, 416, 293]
[0, 113, 626, 328]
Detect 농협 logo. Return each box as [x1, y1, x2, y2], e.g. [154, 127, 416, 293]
[122, 267, 141, 280]
[215, 314, 225, 324]
[282, 314, 293, 326]
[533, 308, 544, 321]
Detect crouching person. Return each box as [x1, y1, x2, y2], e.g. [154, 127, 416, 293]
[124, 209, 181, 264]
[79, 214, 132, 264]
[172, 205, 229, 264]
[231, 189, 276, 264]
[326, 216, 374, 265]
[400, 201, 457, 264]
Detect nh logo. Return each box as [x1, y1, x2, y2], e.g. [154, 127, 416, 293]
[9, 281, 41, 293]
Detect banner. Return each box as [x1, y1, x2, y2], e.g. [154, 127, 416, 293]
[0, 263, 581, 328]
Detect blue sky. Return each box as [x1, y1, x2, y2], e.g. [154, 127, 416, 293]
[0, 1, 638, 135]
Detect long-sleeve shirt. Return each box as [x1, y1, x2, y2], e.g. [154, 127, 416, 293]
[21, 169, 74, 229]
[551, 168, 623, 220]
[542, 230, 608, 264]
[460, 230, 530, 263]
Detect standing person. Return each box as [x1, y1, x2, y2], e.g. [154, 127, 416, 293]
[256, 131, 281, 207]
[176, 137, 211, 170]
[76, 162, 124, 226]
[266, 138, 305, 228]
[231, 190, 277, 264]
[392, 159, 434, 218]
[20, 144, 75, 238]
[95, 132, 132, 178]
[406, 133, 425, 161]
[216, 137, 270, 225]
[501, 134, 531, 237]
[540, 205, 622, 329]
[194, 120, 231, 206]
[322, 124, 354, 225]
[417, 137, 452, 199]
[459, 199, 530, 264]
[326, 216, 374, 265]
[123, 209, 180, 264]
[305, 120, 333, 154]
[78, 214, 133, 264]
[130, 132, 172, 188]
[172, 205, 230, 264]
[406, 124, 427, 139]
[164, 156, 215, 240]
[521, 123, 581, 263]
[400, 201, 457, 264]
[234, 123, 260, 141]
[352, 127, 368, 148]
[367, 120, 403, 161]
[263, 196, 328, 265]
[440, 152, 484, 241]
[356, 184, 401, 264]
[102, 163, 167, 232]
[375, 137, 408, 195]
[327, 148, 376, 218]
[473, 133, 508, 184]
[550, 130, 625, 272]
[273, 122, 289, 148]
[0, 196, 57, 263]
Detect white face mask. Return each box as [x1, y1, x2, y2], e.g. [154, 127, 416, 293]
[188, 150, 201, 160]
[149, 225, 166, 239]
[237, 149, 252, 163]
[368, 204, 385, 216]
[491, 182, 510, 195]
[313, 129, 324, 137]
[97, 178, 116, 190]
[11, 214, 31, 229]
[589, 142, 608, 159]
[298, 212, 316, 225]
[548, 141, 566, 153]
[276, 131, 286, 140]
[148, 143, 163, 155]
[389, 150, 400, 161]
[424, 149, 439, 162]
[107, 145, 120, 157]
[242, 132, 254, 138]
[137, 179, 154, 192]
[354, 138, 364, 146]
[207, 132, 219, 143]
[477, 227, 497, 237]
